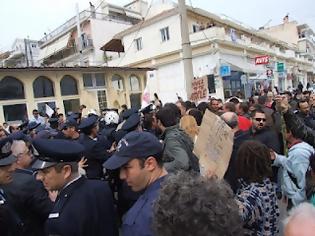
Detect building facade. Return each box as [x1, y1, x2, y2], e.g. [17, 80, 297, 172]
[37, 2, 144, 67]
[102, 3, 313, 102]
[0, 38, 41, 67]
[0, 67, 150, 123]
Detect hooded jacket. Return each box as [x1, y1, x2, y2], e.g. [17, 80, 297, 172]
[161, 125, 194, 173]
[273, 142, 314, 206]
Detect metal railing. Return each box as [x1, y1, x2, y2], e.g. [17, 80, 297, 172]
[39, 11, 134, 47]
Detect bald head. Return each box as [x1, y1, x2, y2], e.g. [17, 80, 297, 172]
[284, 203, 315, 236]
[221, 112, 238, 130]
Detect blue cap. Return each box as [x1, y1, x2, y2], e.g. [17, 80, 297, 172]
[78, 116, 98, 130]
[104, 131, 163, 170]
[27, 122, 41, 131]
[61, 118, 78, 130]
[122, 108, 138, 120]
[32, 139, 85, 170]
[0, 152, 16, 166]
[122, 113, 140, 131]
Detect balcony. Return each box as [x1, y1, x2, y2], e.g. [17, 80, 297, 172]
[41, 38, 94, 66]
[39, 11, 134, 48]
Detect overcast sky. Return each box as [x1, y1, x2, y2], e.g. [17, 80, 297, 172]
[1, 0, 314, 51]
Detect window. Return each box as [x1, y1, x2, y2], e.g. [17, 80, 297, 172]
[129, 93, 141, 109]
[32, 44, 37, 48]
[63, 99, 80, 115]
[134, 37, 142, 51]
[83, 74, 93, 87]
[0, 76, 25, 100]
[112, 74, 124, 90]
[3, 104, 27, 122]
[160, 27, 170, 42]
[33, 76, 54, 98]
[207, 74, 216, 94]
[60, 75, 78, 96]
[83, 73, 106, 88]
[129, 75, 140, 91]
[97, 90, 107, 111]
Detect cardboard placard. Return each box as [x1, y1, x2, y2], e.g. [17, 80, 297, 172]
[190, 76, 209, 102]
[194, 110, 234, 178]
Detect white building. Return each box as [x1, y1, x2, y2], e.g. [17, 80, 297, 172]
[0, 38, 41, 67]
[37, 1, 145, 67]
[102, 1, 313, 102]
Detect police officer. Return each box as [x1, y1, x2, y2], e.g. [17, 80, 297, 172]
[3, 140, 53, 236]
[78, 116, 111, 179]
[0, 151, 24, 236]
[32, 139, 117, 236]
[104, 131, 167, 236]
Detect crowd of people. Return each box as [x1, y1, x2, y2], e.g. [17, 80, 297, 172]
[1, 86, 315, 235]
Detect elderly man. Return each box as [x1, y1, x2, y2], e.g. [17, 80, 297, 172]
[32, 139, 117, 236]
[104, 131, 167, 236]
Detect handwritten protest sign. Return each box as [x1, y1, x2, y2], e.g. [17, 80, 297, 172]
[194, 109, 234, 179]
[190, 76, 209, 103]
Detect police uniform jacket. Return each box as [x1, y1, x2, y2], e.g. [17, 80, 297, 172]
[0, 188, 24, 236]
[79, 134, 111, 179]
[2, 168, 53, 236]
[46, 176, 117, 236]
[122, 176, 166, 236]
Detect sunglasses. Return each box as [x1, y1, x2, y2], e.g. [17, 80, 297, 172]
[254, 118, 266, 122]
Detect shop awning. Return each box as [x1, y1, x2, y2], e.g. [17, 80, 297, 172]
[100, 39, 125, 53]
[38, 33, 71, 60]
[221, 54, 265, 74]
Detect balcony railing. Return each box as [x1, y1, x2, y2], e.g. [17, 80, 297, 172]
[41, 38, 94, 65]
[39, 11, 134, 47]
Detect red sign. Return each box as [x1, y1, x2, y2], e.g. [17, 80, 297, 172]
[255, 55, 270, 65]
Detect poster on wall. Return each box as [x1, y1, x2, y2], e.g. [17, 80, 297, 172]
[194, 110, 234, 178]
[190, 76, 209, 103]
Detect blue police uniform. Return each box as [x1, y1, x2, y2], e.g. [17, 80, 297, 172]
[0, 152, 24, 236]
[31, 139, 117, 236]
[46, 176, 116, 236]
[122, 176, 166, 236]
[78, 116, 111, 179]
[104, 131, 166, 236]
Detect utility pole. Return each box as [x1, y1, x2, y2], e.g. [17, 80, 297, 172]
[178, 0, 193, 100]
[24, 39, 29, 67]
[76, 3, 83, 66]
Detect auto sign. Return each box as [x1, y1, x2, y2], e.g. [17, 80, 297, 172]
[255, 55, 270, 65]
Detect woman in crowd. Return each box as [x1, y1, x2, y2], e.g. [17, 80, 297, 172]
[235, 140, 280, 236]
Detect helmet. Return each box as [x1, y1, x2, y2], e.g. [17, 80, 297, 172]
[104, 111, 119, 125]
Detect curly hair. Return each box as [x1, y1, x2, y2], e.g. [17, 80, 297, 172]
[236, 140, 273, 184]
[153, 172, 243, 236]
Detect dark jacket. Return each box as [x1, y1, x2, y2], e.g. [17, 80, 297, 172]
[295, 111, 315, 129]
[284, 110, 315, 147]
[224, 130, 251, 193]
[46, 176, 117, 236]
[2, 169, 53, 236]
[0, 188, 24, 236]
[161, 125, 194, 173]
[249, 127, 281, 153]
[79, 134, 111, 179]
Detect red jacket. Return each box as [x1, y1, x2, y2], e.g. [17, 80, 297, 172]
[238, 115, 252, 131]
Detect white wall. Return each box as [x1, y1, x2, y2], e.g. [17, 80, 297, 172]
[90, 19, 133, 65]
[109, 14, 182, 66]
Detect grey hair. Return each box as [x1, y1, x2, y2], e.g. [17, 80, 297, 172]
[221, 112, 238, 129]
[153, 171, 243, 236]
[283, 202, 315, 227]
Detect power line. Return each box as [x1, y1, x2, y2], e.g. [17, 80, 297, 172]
[116, 2, 153, 67]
